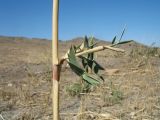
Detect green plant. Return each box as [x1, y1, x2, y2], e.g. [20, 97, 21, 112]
[104, 95, 123, 106]
[55, 35, 130, 119]
[52, 0, 132, 119]
[104, 81, 123, 106]
[67, 36, 105, 87]
[66, 36, 132, 86]
[66, 82, 91, 96]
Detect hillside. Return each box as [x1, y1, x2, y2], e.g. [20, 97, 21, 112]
[0, 36, 160, 120]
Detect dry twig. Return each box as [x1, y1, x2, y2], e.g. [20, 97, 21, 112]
[0, 114, 5, 120]
[154, 105, 160, 109]
[62, 45, 125, 61]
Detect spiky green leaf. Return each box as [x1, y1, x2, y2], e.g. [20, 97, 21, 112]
[81, 57, 89, 72]
[93, 60, 104, 74]
[82, 73, 100, 85]
[93, 61, 104, 70]
[68, 46, 79, 67]
[68, 46, 84, 76]
[89, 37, 94, 48]
[84, 36, 89, 49]
[117, 40, 133, 45]
[82, 57, 87, 68]
[80, 56, 93, 69]
[68, 62, 84, 76]
[99, 75, 104, 81]
[79, 56, 104, 73]
[88, 73, 104, 81]
[112, 36, 117, 44]
[119, 28, 125, 42]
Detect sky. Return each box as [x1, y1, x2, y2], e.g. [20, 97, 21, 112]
[0, 0, 160, 46]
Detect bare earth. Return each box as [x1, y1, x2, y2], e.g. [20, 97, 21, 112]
[0, 36, 160, 120]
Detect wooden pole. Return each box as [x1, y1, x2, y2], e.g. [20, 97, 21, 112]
[52, 0, 59, 120]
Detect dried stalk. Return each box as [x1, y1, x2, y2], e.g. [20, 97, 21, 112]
[61, 45, 125, 62]
[52, 0, 60, 120]
[76, 45, 124, 56]
[0, 114, 5, 120]
[51, 1, 126, 120]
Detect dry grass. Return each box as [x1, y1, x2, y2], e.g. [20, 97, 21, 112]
[0, 37, 160, 120]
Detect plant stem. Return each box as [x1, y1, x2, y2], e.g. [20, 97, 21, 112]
[62, 45, 125, 61]
[52, 0, 60, 120]
[76, 46, 125, 56]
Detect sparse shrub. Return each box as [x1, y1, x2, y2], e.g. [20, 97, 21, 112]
[104, 88, 123, 106]
[111, 89, 123, 99]
[130, 45, 159, 59]
[130, 45, 160, 67]
[102, 80, 123, 106]
[146, 46, 159, 57]
[66, 82, 91, 96]
[66, 83, 82, 96]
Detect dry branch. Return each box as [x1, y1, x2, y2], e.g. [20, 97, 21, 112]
[60, 111, 120, 120]
[0, 114, 5, 120]
[154, 105, 160, 109]
[76, 45, 125, 56]
[61, 45, 125, 62]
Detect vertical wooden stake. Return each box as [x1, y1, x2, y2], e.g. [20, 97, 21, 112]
[52, 0, 59, 120]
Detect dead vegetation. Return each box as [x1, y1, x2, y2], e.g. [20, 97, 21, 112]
[0, 36, 160, 120]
